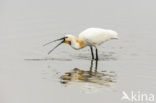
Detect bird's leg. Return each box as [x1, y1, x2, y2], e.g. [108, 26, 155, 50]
[95, 48, 98, 60]
[95, 60, 98, 72]
[90, 46, 94, 59]
[89, 60, 93, 75]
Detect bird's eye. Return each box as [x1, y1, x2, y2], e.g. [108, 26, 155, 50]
[64, 37, 68, 39]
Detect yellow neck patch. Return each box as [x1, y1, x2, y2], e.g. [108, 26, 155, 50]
[64, 41, 71, 45]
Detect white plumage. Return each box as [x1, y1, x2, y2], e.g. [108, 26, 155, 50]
[79, 28, 118, 47]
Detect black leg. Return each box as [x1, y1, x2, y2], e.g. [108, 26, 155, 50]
[89, 60, 93, 74]
[90, 46, 94, 59]
[95, 60, 98, 72]
[95, 48, 98, 60]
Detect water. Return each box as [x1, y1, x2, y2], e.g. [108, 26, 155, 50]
[0, 0, 156, 103]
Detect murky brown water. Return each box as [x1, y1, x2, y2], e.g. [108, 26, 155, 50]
[0, 0, 156, 103]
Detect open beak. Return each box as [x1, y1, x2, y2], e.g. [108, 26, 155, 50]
[43, 37, 65, 55]
[43, 37, 65, 46]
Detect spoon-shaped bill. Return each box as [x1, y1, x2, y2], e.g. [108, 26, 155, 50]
[43, 37, 65, 46]
[48, 40, 64, 55]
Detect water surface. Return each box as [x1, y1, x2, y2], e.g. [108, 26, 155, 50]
[0, 0, 156, 103]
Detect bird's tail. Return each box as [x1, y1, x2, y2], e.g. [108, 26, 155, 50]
[113, 36, 119, 39]
[112, 31, 119, 39]
[112, 35, 119, 39]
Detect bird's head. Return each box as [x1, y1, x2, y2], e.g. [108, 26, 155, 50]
[64, 34, 85, 50]
[64, 35, 76, 45]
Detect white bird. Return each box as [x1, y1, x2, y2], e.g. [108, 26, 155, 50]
[44, 28, 119, 60]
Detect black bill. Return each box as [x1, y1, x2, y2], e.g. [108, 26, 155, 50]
[43, 37, 65, 46]
[48, 40, 64, 55]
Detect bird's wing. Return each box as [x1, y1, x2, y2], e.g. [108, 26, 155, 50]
[79, 28, 118, 46]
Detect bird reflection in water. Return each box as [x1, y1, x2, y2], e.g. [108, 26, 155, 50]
[60, 60, 117, 92]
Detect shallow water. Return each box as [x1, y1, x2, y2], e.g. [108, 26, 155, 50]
[0, 0, 156, 103]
